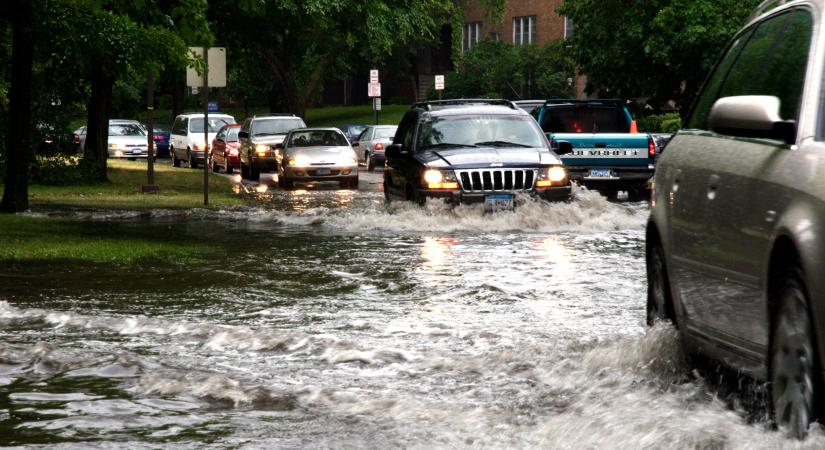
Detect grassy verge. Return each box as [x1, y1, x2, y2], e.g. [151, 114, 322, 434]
[25, 159, 243, 210]
[0, 159, 242, 263]
[0, 214, 213, 263]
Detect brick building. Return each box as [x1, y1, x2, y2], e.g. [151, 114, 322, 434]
[460, 0, 586, 98]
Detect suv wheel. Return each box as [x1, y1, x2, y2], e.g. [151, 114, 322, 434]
[188, 150, 198, 169]
[171, 147, 181, 167]
[646, 242, 675, 326]
[770, 269, 818, 439]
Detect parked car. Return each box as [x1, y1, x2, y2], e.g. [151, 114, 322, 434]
[274, 127, 358, 189]
[71, 126, 84, 152]
[211, 124, 242, 174]
[353, 125, 397, 171]
[150, 126, 170, 158]
[237, 114, 306, 181]
[383, 99, 571, 208]
[647, 1, 821, 439]
[170, 113, 236, 169]
[338, 124, 368, 143]
[513, 99, 546, 117]
[106, 121, 148, 159]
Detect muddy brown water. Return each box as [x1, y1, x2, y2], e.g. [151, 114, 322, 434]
[1, 175, 824, 448]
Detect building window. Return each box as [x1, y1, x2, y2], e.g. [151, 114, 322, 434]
[564, 16, 575, 39]
[513, 15, 536, 45]
[463, 22, 482, 52]
[490, 31, 501, 42]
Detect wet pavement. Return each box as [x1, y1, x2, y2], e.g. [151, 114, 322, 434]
[2, 168, 824, 448]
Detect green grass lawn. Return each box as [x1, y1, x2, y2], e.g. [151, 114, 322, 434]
[25, 159, 243, 210]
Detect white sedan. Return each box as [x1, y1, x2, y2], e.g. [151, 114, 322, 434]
[275, 128, 359, 189]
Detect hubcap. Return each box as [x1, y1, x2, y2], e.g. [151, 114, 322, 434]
[771, 289, 815, 439]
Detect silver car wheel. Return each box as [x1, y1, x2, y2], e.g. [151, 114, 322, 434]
[771, 275, 816, 439]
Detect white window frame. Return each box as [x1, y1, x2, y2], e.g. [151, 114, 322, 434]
[463, 21, 482, 53]
[513, 16, 536, 45]
[564, 16, 574, 39]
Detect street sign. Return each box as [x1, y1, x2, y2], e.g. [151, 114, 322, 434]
[374, 97, 382, 111]
[434, 75, 445, 90]
[370, 69, 379, 84]
[368, 82, 381, 97]
[207, 101, 219, 112]
[186, 47, 227, 87]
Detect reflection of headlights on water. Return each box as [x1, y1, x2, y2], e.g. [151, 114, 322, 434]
[423, 169, 459, 190]
[536, 166, 567, 187]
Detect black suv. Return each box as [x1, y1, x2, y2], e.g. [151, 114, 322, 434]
[384, 100, 572, 208]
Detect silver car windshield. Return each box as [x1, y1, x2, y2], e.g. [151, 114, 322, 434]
[108, 124, 145, 137]
[416, 115, 546, 150]
[289, 130, 348, 147]
[374, 128, 397, 139]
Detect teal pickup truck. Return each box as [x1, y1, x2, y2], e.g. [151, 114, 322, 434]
[535, 100, 656, 200]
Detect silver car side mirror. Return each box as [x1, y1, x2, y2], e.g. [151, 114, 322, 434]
[709, 95, 796, 144]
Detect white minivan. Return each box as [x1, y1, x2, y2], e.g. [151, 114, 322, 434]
[170, 113, 236, 168]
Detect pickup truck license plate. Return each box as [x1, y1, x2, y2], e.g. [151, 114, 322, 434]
[589, 169, 612, 178]
[316, 168, 331, 175]
[484, 194, 514, 211]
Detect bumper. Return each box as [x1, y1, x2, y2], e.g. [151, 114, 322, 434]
[371, 152, 386, 164]
[250, 156, 277, 172]
[284, 165, 358, 181]
[418, 185, 572, 203]
[226, 155, 240, 167]
[568, 166, 654, 187]
[109, 149, 148, 158]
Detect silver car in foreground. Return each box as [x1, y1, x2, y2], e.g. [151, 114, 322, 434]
[352, 125, 397, 171]
[647, 0, 825, 439]
[275, 128, 359, 189]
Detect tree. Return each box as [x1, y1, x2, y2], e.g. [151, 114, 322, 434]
[0, 0, 34, 213]
[558, 0, 760, 112]
[210, 0, 455, 118]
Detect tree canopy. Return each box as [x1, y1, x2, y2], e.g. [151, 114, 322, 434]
[558, 0, 761, 112]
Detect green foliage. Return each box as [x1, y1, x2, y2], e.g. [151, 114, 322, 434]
[437, 39, 576, 100]
[637, 113, 682, 133]
[30, 154, 98, 186]
[558, 0, 761, 111]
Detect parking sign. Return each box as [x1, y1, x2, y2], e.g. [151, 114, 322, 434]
[370, 69, 379, 84]
[434, 75, 445, 90]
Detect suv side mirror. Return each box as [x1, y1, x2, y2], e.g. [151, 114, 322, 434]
[555, 141, 573, 155]
[709, 95, 796, 145]
[238, 131, 249, 139]
[385, 143, 404, 159]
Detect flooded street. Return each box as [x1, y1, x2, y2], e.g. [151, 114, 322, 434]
[2, 171, 824, 449]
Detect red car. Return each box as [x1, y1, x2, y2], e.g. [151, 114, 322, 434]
[211, 124, 242, 174]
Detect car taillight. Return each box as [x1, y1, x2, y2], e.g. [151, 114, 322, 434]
[648, 136, 656, 159]
[374, 143, 384, 151]
[72, 134, 80, 143]
[153, 135, 162, 141]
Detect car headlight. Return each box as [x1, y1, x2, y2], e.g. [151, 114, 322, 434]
[255, 144, 269, 156]
[423, 169, 459, 189]
[289, 155, 311, 167]
[194, 143, 206, 151]
[536, 166, 567, 187]
[109, 143, 120, 149]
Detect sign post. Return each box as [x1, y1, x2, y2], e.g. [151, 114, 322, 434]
[368, 69, 381, 124]
[434, 75, 445, 101]
[186, 47, 227, 206]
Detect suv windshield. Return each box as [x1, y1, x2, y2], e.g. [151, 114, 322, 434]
[190, 117, 234, 133]
[289, 130, 349, 147]
[252, 118, 305, 136]
[108, 124, 145, 137]
[540, 105, 628, 133]
[416, 115, 546, 150]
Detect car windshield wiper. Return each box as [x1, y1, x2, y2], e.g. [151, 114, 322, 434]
[420, 143, 478, 150]
[474, 140, 532, 148]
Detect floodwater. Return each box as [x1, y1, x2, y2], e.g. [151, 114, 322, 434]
[1, 173, 824, 449]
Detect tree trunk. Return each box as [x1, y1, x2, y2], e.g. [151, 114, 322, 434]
[171, 75, 185, 119]
[84, 63, 114, 181]
[1, 0, 34, 213]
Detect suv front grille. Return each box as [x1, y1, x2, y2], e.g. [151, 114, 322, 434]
[456, 169, 536, 192]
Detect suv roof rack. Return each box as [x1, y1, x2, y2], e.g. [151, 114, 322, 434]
[752, 0, 792, 19]
[411, 99, 517, 111]
[543, 99, 626, 106]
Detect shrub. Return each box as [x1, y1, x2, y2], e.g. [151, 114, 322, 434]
[30, 153, 98, 185]
[637, 113, 681, 133]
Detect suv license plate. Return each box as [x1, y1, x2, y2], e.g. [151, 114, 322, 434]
[484, 194, 514, 212]
[589, 169, 612, 178]
[316, 168, 331, 175]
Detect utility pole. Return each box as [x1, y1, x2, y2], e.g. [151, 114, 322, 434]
[203, 46, 209, 206]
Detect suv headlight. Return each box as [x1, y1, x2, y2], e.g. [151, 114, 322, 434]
[536, 166, 567, 187]
[255, 144, 269, 156]
[423, 169, 459, 189]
